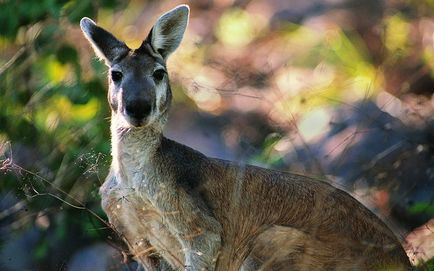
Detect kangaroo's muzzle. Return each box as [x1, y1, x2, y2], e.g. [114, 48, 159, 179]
[124, 97, 153, 127]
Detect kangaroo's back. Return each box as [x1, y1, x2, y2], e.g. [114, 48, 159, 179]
[197, 156, 411, 270]
[143, 137, 412, 270]
[80, 5, 412, 271]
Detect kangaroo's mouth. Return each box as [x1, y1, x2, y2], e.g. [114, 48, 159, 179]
[124, 115, 148, 128]
[129, 119, 144, 127]
[114, 109, 148, 128]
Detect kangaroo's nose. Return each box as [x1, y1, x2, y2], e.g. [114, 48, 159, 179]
[125, 99, 152, 120]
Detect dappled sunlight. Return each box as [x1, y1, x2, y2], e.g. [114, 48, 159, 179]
[188, 73, 223, 112]
[385, 15, 410, 53]
[1, 0, 433, 270]
[43, 56, 72, 84]
[216, 8, 266, 47]
[297, 107, 332, 142]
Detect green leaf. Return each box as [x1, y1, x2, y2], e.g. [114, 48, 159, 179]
[407, 202, 434, 215]
[56, 44, 78, 64]
[63, 0, 94, 24]
[33, 240, 49, 260]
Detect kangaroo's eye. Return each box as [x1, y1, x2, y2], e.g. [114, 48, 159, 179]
[111, 71, 123, 82]
[152, 69, 166, 81]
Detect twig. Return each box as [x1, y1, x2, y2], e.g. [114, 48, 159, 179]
[0, 47, 26, 76]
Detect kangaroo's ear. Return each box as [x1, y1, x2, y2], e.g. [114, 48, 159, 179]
[80, 17, 129, 65]
[144, 5, 189, 60]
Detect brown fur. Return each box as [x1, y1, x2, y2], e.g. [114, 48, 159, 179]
[101, 135, 411, 270]
[80, 5, 412, 271]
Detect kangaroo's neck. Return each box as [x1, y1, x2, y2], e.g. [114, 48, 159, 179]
[110, 115, 163, 176]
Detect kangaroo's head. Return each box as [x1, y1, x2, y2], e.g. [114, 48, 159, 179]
[80, 5, 189, 129]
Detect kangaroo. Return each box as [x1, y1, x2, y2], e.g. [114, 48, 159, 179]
[80, 5, 412, 271]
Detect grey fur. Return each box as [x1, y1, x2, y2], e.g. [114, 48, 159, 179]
[81, 5, 412, 271]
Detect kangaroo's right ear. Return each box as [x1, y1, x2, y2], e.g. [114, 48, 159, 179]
[80, 17, 129, 65]
[144, 5, 189, 60]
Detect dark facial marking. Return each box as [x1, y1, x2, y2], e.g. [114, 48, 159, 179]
[152, 69, 166, 81]
[111, 70, 123, 82]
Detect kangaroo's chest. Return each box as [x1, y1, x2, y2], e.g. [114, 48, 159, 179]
[101, 171, 184, 268]
[102, 133, 190, 269]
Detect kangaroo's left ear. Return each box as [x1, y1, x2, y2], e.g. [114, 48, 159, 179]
[143, 5, 189, 60]
[80, 17, 129, 65]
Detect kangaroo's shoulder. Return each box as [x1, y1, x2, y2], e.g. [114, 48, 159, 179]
[156, 137, 326, 187]
[155, 136, 212, 189]
[157, 136, 209, 165]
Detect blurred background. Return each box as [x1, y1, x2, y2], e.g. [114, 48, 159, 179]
[1, 0, 433, 270]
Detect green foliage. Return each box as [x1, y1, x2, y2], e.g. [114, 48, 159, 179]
[0, 0, 120, 268]
[407, 202, 434, 216]
[34, 239, 49, 260]
[421, 258, 434, 270]
[251, 133, 284, 166]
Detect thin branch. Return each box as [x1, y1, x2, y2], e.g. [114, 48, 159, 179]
[0, 47, 26, 76]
